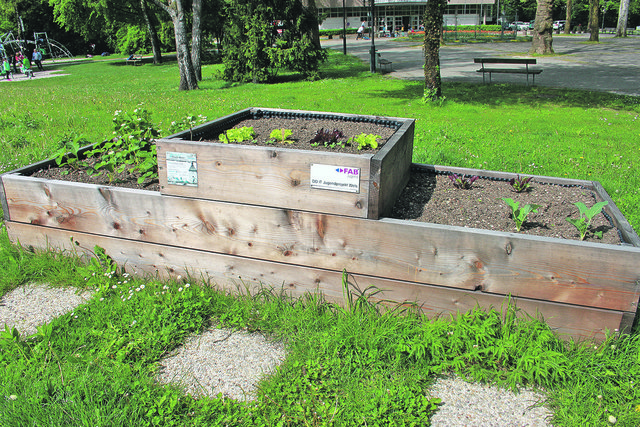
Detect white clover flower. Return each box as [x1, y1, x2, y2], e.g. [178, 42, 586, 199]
[112, 285, 117, 289]
[8, 395, 17, 401]
[140, 284, 145, 290]
[185, 283, 190, 288]
[608, 415, 617, 424]
[178, 287, 183, 292]
[176, 275, 183, 281]
[135, 287, 141, 292]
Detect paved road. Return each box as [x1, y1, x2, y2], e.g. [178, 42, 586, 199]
[322, 33, 640, 96]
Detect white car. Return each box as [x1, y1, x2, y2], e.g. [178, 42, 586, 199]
[553, 20, 566, 30]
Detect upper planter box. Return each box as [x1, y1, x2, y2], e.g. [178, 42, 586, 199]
[156, 108, 415, 219]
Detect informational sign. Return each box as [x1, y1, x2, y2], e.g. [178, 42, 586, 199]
[310, 164, 360, 193]
[166, 152, 198, 186]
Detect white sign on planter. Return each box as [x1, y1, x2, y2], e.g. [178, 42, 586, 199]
[166, 152, 198, 187]
[310, 163, 360, 193]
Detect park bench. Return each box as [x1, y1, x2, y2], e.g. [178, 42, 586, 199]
[376, 53, 393, 73]
[474, 57, 542, 85]
[126, 55, 143, 66]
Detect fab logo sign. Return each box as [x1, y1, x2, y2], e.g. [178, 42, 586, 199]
[310, 163, 361, 193]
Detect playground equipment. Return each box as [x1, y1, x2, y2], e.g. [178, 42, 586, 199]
[0, 31, 73, 61]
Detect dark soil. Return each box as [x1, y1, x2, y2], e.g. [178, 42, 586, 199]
[29, 118, 621, 245]
[390, 169, 620, 244]
[201, 117, 398, 154]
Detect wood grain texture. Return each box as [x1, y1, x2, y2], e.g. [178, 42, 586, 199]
[157, 108, 414, 219]
[6, 221, 625, 342]
[157, 139, 373, 217]
[3, 175, 640, 313]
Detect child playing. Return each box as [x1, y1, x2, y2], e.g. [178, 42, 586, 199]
[2, 57, 11, 80]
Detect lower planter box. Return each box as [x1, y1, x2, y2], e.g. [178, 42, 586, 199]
[1, 162, 639, 341]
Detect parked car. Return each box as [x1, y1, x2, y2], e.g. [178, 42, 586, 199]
[553, 20, 566, 30]
[529, 20, 535, 30]
[508, 21, 529, 31]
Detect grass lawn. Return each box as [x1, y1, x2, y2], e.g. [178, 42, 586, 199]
[0, 49, 639, 426]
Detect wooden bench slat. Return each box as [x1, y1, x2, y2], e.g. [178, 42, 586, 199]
[474, 58, 537, 65]
[477, 68, 543, 74]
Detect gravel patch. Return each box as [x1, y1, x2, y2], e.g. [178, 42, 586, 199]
[156, 327, 287, 402]
[429, 375, 553, 427]
[0, 283, 94, 336]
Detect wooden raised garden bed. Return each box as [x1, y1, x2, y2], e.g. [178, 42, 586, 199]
[156, 108, 415, 219]
[1, 110, 639, 342]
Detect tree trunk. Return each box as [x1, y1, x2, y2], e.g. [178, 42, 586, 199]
[423, 0, 446, 101]
[302, 0, 321, 49]
[191, 0, 202, 81]
[140, 0, 163, 64]
[615, 0, 630, 37]
[530, 0, 554, 54]
[588, 0, 599, 41]
[150, 0, 199, 90]
[564, 0, 572, 34]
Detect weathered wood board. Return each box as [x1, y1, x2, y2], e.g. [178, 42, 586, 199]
[2, 162, 639, 341]
[156, 108, 415, 219]
[5, 222, 628, 341]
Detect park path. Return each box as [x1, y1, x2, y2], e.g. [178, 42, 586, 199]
[323, 33, 640, 96]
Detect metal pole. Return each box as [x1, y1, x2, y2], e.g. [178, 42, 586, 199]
[343, 0, 347, 54]
[370, 0, 376, 72]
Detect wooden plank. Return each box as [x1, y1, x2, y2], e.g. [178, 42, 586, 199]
[474, 58, 537, 64]
[591, 181, 640, 247]
[157, 138, 373, 218]
[157, 108, 414, 219]
[5, 221, 625, 342]
[3, 175, 640, 313]
[373, 119, 415, 218]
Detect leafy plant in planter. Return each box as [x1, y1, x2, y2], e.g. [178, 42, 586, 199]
[449, 173, 479, 189]
[566, 201, 609, 240]
[219, 126, 256, 144]
[309, 128, 345, 148]
[86, 107, 160, 184]
[52, 133, 91, 173]
[503, 198, 541, 232]
[347, 133, 382, 150]
[510, 175, 533, 193]
[268, 128, 294, 144]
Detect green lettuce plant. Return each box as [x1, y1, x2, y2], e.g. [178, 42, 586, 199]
[503, 198, 541, 232]
[566, 201, 609, 240]
[219, 126, 255, 143]
[269, 128, 293, 144]
[347, 133, 381, 150]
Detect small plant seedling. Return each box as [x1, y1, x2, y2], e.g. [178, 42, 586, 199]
[268, 128, 294, 144]
[449, 173, 479, 189]
[566, 201, 609, 240]
[219, 126, 255, 144]
[53, 133, 90, 173]
[347, 133, 381, 150]
[503, 198, 541, 232]
[309, 128, 344, 146]
[510, 174, 533, 193]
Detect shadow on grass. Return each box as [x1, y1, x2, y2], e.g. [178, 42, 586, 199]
[368, 80, 640, 110]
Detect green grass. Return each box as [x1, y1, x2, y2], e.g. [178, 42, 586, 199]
[1, 47, 640, 425]
[2, 50, 638, 231]
[0, 239, 639, 426]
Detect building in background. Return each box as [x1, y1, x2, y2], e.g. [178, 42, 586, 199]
[317, 0, 497, 31]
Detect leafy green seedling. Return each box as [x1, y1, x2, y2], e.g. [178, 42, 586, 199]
[347, 133, 381, 150]
[219, 126, 255, 143]
[503, 198, 541, 232]
[566, 201, 608, 240]
[52, 133, 90, 173]
[269, 128, 293, 144]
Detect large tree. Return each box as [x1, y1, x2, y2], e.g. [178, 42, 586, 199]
[149, 0, 199, 89]
[564, 0, 573, 34]
[423, 0, 447, 101]
[530, 0, 554, 54]
[588, 0, 599, 40]
[616, 0, 631, 36]
[222, 0, 325, 83]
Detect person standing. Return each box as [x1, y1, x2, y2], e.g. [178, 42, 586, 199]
[2, 57, 11, 80]
[32, 49, 43, 71]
